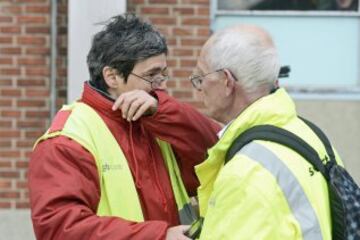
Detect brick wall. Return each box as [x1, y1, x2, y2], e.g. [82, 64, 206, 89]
[0, 0, 67, 209]
[128, 0, 210, 108]
[0, 0, 210, 209]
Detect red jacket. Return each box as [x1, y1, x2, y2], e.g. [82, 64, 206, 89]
[28, 83, 220, 240]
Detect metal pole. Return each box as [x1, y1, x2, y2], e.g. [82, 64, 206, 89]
[50, 0, 57, 120]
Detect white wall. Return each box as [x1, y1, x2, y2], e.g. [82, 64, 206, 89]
[68, 0, 126, 102]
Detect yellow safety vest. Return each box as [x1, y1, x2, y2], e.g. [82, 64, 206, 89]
[35, 102, 196, 224]
[196, 89, 337, 239]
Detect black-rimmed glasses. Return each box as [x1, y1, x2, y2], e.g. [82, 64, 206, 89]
[189, 69, 224, 91]
[130, 72, 169, 90]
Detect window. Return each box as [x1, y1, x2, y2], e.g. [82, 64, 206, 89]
[211, 0, 360, 98]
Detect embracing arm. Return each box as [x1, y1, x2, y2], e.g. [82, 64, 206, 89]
[141, 90, 221, 195]
[28, 136, 169, 240]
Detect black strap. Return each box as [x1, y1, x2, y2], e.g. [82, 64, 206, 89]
[225, 123, 330, 180]
[299, 117, 336, 164]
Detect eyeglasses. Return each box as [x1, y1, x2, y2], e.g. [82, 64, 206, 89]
[130, 72, 169, 89]
[189, 69, 224, 91]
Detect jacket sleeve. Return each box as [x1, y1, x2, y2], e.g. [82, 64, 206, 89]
[142, 90, 221, 196]
[28, 136, 169, 240]
[199, 156, 292, 240]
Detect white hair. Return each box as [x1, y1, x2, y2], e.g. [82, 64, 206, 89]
[206, 27, 280, 93]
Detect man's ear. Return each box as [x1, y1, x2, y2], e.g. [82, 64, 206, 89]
[223, 69, 236, 96]
[102, 66, 120, 89]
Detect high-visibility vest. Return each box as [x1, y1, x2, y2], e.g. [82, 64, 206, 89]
[35, 102, 197, 224]
[195, 89, 335, 239]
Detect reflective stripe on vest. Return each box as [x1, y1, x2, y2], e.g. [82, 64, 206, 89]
[238, 142, 323, 240]
[35, 102, 196, 224]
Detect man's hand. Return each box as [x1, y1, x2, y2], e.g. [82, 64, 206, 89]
[166, 225, 191, 240]
[112, 90, 158, 121]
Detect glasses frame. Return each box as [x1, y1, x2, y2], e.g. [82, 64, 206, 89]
[189, 68, 224, 91]
[130, 72, 169, 90]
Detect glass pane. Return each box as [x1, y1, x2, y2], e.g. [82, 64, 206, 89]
[218, 0, 359, 12]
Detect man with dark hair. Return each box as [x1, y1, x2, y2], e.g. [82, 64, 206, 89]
[28, 13, 220, 240]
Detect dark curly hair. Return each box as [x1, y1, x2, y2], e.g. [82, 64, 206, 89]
[87, 13, 168, 92]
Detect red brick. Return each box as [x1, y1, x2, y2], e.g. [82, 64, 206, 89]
[17, 100, 46, 107]
[24, 151, 32, 158]
[0, 89, 21, 97]
[17, 36, 46, 45]
[197, 28, 210, 37]
[18, 58, 46, 66]
[0, 151, 21, 158]
[197, 7, 210, 15]
[25, 110, 49, 118]
[173, 27, 194, 36]
[0, 130, 20, 138]
[172, 49, 194, 56]
[0, 171, 20, 179]
[0, 37, 13, 44]
[0, 47, 21, 55]
[25, 89, 49, 97]
[0, 180, 12, 189]
[166, 80, 177, 88]
[182, 0, 208, 4]
[17, 16, 47, 24]
[25, 47, 50, 55]
[25, 6, 50, 14]
[173, 69, 192, 78]
[0, 202, 11, 208]
[167, 59, 178, 67]
[173, 7, 195, 15]
[15, 161, 29, 168]
[1, 6, 23, 14]
[130, 0, 145, 3]
[0, 111, 21, 118]
[181, 38, 207, 46]
[16, 141, 34, 148]
[0, 16, 13, 23]
[149, 0, 177, 3]
[16, 201, 30, 209]
[0, 68, 21, 75]
[0, 120, 12, 128]
[179, 80, 194, 88]
[180, 59, 197, 67]
[25, 26, 50, 34]
[0, 79, 12, 86]
[0, 140, 11, 148]
[25, 68, 49, 77]
[0, 99, 12, 107]
[15, 0, 47, 2]
[167, 38, 177, 45]
[0, 161, 12, 168]
[0, 191, 20, 199]
[141, 7, 170, 15]
[0, 58, 13, 65]
[25, 130, 43, 138]
[17, 120, 46, 128]
[182, 18, 209, 26]
[17, 79, 46, 87]
[16, 181, 28, 189]
[149, 17, 176, 25]
[0, 26, 21, 34]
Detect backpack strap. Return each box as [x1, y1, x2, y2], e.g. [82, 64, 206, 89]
[225, 124, 330, 180]
[299, 117, 336, 165]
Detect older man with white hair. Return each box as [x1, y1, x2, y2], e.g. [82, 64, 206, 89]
[190, 25, 339, 239]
